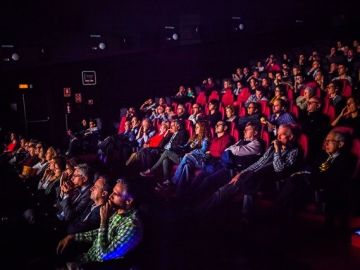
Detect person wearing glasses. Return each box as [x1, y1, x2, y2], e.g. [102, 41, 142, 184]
[331, 96, 360, 136]
[196, 124, 300, 217]
[311, 130, 356, 229]
[57, 179, 143, 267]
[300, 96, 330, 159]
[188, 103, 204, 125]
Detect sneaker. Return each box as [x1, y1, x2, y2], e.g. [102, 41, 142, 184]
[140, 169, 153, 177]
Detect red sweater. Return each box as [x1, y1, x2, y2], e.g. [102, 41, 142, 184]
[209, 133, 232, 158]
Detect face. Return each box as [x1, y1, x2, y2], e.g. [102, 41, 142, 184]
[208, 102, 215, 111]
[54, 162, 62, 176]
[89, 121, 96, 128]
[307, 98, 320, 113]
[157, 106, 165, 114]
[131, 117, 139, 127]
[243, 125, 256, 140]
[72, 168, 87, 187]
[35, 144, 42, 155]
[28, 145, 36, 156]
[337, 65, 346, 75]
[90, 178, 106, 202]
[20, 139, 26, 148]
[48, 159, 55, 171]
[81, 119, 87, 127]
[247, 103, 257, 115]
[65, 164, 74, 177]
[142, 119, 150, 129]
[159, 123, 169, 133]
[324, 132, 343, 154]
[255, 90, 263, 99]
[179, 86, 185, 93]
[277, 126, 292, 146]
[303, 89, 311, 99]
[226, 107, 234, 118]
[346, 98, 358, 113]
[272, 100, 282, 114]
[170, 122, 179, 133]
[124, 121, 131, 131]
[45, 148, 53, 161]
[327, 83, 336, 96]
[329, 63, 337, 72]
[109, 182, 130, 209]
[215, 121, 226, 133]
[159, 97, 165, 105]
[261, 79, 268, 87]
[165, 106, 172, 114]
[223, 81, 230, 89]
[195, 124, 201, 135]
[177, 105, 185, 115]
[275, 88, 281, 97]
[192, 104, 200, 114]
[275, 73, 282, 81]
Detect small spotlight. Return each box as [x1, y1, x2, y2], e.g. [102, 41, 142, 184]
[98, 42, 106, 50]
[11, 53, 20, 61]
[172, 33, 179, 41]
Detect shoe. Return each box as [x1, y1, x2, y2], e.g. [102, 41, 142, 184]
[155, 180, 173, 191]
[140, 169, 153, 177]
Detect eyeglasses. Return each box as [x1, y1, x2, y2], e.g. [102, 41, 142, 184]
[308, 101, 319, 105]
[192, 106, 199, 109]
[247, 106, 256, 109]
[324, 139, 340, 144]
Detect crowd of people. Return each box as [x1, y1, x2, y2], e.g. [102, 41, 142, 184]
[1, 38, 360, 269]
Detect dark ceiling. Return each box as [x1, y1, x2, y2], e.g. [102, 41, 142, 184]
[0, 0, 358, 67]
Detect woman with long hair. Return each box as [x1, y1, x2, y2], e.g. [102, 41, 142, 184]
[166, 121, 210, 195]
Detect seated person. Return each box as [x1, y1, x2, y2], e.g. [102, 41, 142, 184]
[331, 96, 360, 136]
[188, 103, 204, 125]
[57, 179, 143, 266]
[238, 102, 261, 132]
[196, 125, 301, 216]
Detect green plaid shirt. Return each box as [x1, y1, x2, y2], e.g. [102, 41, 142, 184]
[74, 209, 142, 262]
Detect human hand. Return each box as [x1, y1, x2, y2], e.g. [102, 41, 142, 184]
[56, 234, 74, 254]
[229, 173, 241, 185]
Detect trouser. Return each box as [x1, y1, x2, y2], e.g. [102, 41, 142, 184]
[150, 150, 180, 180]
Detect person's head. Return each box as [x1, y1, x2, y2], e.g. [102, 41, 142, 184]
[90, 175, 111, 204]
[236, 81, 243, 89]
[28, 143, 36, 156]
[45, 146, 57, 161]
[247, 102, 258, 116]
[109, 179, 134, 211]
[323, 131, 345, 155]
[326, 82, 340, 97]
[72, 163, 90, 188]
[10, 132, 16, 141]
[131, 116, 140, 128]
[53, 156, 66, 177]
[65, 158, 77, 177]
[307, 97, 321, 113]
[311, 60, 320, 69]
[124, 120, 131, 131]
[249, 78, 258, 88]
[314, 70, 323, 81]
[35, 143, 43, 156]
[292, 66, 301, 77]
[165, 105, 173, 114]
[223, 79, 231, 89]
[303, 86, 315, 100]
[141, 118, 152, 130]
[215, 121, 227, 135]
[170, 120, 181, 133]
[178, 85, 186, 94]
[274, 85, 285, 98]
[81, 119, 87, 128]
[275, 72, 282, 81]
[194, 121, 206, 136]
[261, 78, 269, 88]
[89, 119, 96, 129]
[255, 88, 264, 99]
[225, 105, 235, 119]
[346, 97, 360, 114]
[208, 99, 219, 111]
[20, 138, 26, 148]
[272, 98, 285, 114]
[295, 74, 304, 85]
[243, 122, 258, 140]
[177, 104, 186, 115]
[156, 105, 165, 114]
[158, 97, 166, 106]
[159, 121, 170, 134]
[277, 124, 295, 146]
[192, 103, 201, 115]
[337, 63, 347, 76]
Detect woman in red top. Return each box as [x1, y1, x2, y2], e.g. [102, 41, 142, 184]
[3, 132, 18, 154]
[126, 121, 170, 168]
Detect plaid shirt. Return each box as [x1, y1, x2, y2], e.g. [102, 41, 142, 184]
[74, 209, 142, 262]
